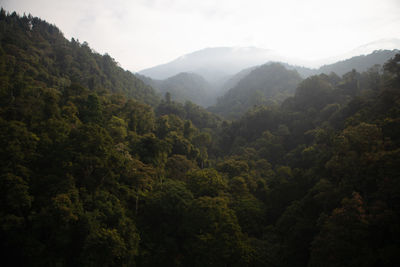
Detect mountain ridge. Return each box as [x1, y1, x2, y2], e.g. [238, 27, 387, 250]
[138, 46, 286, 82]
[210, 63, 303, 119]
[137, 49, 399, 109]
[138, 42, 400, 83]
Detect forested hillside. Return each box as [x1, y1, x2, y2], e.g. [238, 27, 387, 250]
[137, 72, 214, 107]
[211, 63, 303, 119]
[1, 10, 400, 267]
[0, 10, 159, 106]
[317, 49, 399, 76]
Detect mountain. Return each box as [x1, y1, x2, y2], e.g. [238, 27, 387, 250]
[139, 46, 400, 104]
[215, 64, 313, 100]
[139, 41, 400, 85]
[212, 49, 399, 120]
[332, 38, 400, 63]
[210, 63, 303, 119]
[0, 10, 158, 106]
[219, 66, 258, 97]
[316, 49, 399, 76]
[282, 49, 400, 79]
[138, 47, 286, 83]
[141, 48, 398, 111]
[138, 72, 213, 107]
[277, 49, 399, 79]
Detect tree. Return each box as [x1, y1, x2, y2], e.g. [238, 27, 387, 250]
[384, 53, 400, 87]
[294, 75, 335, 110]
[186, 169, 227, 197]
[139, 180, 193, 266]
[216, 159, 249, 178]
[309, 192, 373, 267]
[185, 196, 249, 267]
[165, 91, 171, 103]
[107, 116, 127, 143]
[165, 155, 197, 181]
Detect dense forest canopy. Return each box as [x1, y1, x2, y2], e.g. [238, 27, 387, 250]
[1, 9, 400, 267]
[0, 9, 159, 106]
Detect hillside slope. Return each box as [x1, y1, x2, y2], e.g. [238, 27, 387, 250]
[210, 63, 302, 119]
[137, 72, 214, 107]
[0, 10, 158, 106]
[316, 49, 399, 76]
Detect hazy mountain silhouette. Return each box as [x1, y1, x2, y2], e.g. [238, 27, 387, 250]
[219, 49, 399, 95]
[138, 49, 399, 109]
[324, 38, 400, 65]
[209, 49, 399, 118]
[138, 47, 286, 83]
[139, 44, 399, 89]
[219, 66, 257, 97]
[137, 72, 213, 107]
[315, 49, 399, 76]
[210, 63, 302, 119]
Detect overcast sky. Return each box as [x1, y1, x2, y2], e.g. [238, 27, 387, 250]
[2, 0, 400, 71]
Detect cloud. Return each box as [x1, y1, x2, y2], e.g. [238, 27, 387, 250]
[2, 0, 400, 71]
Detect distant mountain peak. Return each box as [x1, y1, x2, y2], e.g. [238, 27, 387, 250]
[138, 40, 400, 90]
[138, 46, 284, 82]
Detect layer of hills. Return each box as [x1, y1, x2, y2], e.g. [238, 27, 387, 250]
[139, 46, 286, 83]
[138, 44, 400, 82]
[138, 48, 399, 117]
[136, 72, 213, 107]
[212, 50, 399, 119]
[209, 63, 303, 119]
[2, 9, 400, 267]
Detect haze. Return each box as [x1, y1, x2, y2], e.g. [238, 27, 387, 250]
[3, 0, 400, 71]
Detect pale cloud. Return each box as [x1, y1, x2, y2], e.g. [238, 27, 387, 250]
[2, 0, 400, 71]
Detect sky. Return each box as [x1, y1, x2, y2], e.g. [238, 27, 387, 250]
[2, 0, 400, 71]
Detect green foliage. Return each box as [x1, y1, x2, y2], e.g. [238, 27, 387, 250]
[294, 75, 336, 110]
[165, 154, 197, 180]
[384, 53, 400, 87]
[186, 169, 228, 197]
[216, 158, 249, 178]
[309, 192, 372, 267]
[138, 179, 193, 266]
[186, 196, 249, 267]
[0, 10, 159, 106]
